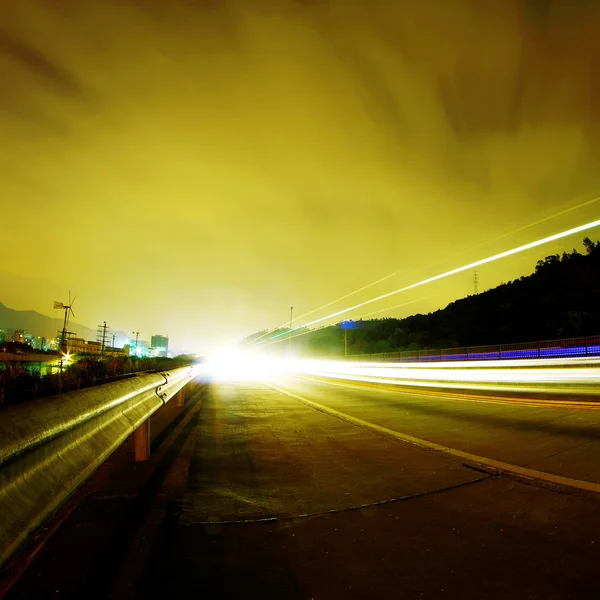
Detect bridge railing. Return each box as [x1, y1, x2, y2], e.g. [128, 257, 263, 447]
[341, 335, 600, 363]
[0, 365, 200, 570]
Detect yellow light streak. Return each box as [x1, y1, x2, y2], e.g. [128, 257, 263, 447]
[422, 194, 600, 272]
[248, 271, 397, 346]
[289, 357, 600, 394]
[355, 295, 435, 320]
[256, 297, 432, 350]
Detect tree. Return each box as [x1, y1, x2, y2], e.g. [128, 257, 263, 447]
[583, 237, 598, 255]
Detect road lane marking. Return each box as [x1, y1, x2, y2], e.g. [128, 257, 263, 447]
[296, 375, 600, 410]
[266, 382, 600, 495]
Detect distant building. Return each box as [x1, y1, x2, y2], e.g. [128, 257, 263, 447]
[150, 334, 168, 357]
[68, 338, 103, 355]
[23, 334, 46, 350]
[14, 330, 25, 344]
[24, 333, 37, 349]
[87, 340, 103, 354]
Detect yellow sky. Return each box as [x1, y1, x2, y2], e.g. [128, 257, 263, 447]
[1, 0, 599, 353]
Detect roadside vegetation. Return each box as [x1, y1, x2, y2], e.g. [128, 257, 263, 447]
[0, 354, 196, 407]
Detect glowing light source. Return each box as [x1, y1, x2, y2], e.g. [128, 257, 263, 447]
[202, 346, 285, 382]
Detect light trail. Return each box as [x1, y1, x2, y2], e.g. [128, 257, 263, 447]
[251, 196, 599, 348]
[255, 297, 432, 351]
[257, 324, 325, 349]
[247, 271, 397, 346]
[421, 193, 600, 273]
[260, 217, 600, 344]
[287, 357, 600, 397]
[355, 295, 435, 320]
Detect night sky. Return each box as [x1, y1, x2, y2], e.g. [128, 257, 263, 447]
[2, 1, 599, 353]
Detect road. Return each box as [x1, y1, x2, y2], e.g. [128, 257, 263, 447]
[6, 375, 600, 599]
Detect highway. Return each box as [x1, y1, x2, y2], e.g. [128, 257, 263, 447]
[6, 373, 600, 599]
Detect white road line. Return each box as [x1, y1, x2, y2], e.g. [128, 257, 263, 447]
[266, 382, 600, 495]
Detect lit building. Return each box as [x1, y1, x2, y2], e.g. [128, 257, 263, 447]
[87, 340, 103, 354]
[126, 339, 148, 357]
[150, 334, 168, 357]
[24, 333, 37, 348]
[14, 330, 25, 344]
[67, 338, 103, 355]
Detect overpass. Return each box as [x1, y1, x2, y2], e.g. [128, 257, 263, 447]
[1, 358, 600, 599]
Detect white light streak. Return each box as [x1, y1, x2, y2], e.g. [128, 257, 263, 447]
[280, 218, 600, 336]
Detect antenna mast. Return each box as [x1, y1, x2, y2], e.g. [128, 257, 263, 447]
[97, 321, 110, 355]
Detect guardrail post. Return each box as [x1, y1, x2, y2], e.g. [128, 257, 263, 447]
[175, 386, 185, 407]
[134, 418, 150, 462]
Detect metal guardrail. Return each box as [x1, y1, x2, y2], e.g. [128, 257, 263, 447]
[0, 365, 200, 570]
[342, 335, 600, 363]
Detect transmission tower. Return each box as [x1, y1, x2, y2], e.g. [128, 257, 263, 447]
[473, 270, 479, 295]
[97, 321, 110, 355]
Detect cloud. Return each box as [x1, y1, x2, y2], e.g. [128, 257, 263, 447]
[0, 31, 84, 96]
[1, 0, 599, 351]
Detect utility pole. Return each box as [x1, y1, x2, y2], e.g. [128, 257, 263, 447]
[98, 321, 108, 355]
[288, 307, 293, 353]
[473, 270, 479, 295]
[111, 333, 116, 347]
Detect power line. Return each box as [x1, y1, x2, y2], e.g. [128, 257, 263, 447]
[97, 321, 110, 355]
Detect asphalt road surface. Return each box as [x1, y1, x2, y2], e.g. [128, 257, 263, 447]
[7, 375, 600, 599]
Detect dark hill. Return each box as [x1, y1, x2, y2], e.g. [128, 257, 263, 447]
[0, 302, 98, 341]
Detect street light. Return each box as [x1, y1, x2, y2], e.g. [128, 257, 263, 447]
[340, 320, 354, 357]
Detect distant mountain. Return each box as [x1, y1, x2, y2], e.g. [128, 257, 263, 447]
[0, 301, 99, 341]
